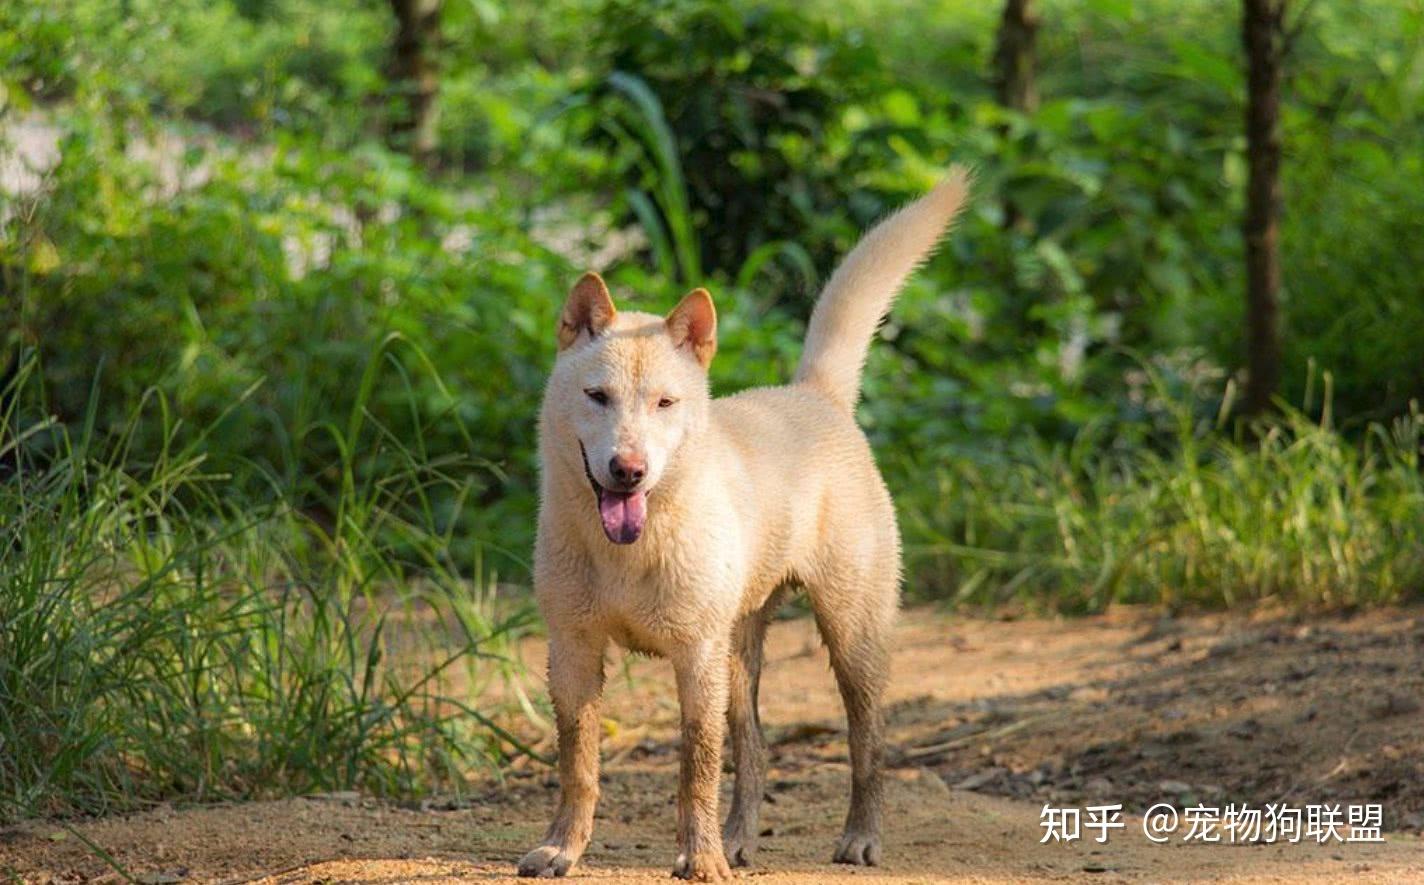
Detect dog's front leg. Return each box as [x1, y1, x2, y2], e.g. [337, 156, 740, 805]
[670, 640, 733, 882]
[518, 632, 605, 878]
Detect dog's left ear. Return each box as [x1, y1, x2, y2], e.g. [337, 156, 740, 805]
[665, 288, 717, 369]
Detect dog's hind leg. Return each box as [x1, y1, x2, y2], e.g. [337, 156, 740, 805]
[722, 588, 785, 866]
[807, 567, 897, 866]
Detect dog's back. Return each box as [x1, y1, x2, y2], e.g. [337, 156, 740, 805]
[702, 169, 972, 605]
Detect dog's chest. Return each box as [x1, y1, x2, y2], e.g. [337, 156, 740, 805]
[582, 555, 728, 656]
[586, 570, 675, 655]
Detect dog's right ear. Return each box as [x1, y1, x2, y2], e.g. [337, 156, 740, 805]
[558, 272, 617, 350]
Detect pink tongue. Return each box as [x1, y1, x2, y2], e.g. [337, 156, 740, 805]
[598, 489, 647, 544]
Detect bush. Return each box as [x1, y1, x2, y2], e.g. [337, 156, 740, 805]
[579, 0, 898, 280]
[4, 103, 574, 573]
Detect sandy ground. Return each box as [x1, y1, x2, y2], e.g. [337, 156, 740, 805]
[5, 606, 1424, 883]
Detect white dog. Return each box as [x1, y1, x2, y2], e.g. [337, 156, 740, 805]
[519, 169, 970, 880]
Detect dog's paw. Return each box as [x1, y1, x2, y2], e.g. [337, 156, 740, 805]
[517, 844, 577, 878]
[722, 839, 753, 869]
[672, 849, 734, 881]
[721, 818, 756, 867]
[831, 830, 882, 866]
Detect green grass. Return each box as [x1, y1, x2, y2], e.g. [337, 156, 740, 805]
[901, 370, 1424, 612]
[0, 354, 537, 821]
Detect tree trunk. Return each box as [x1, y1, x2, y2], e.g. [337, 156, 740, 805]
[994, 0, 1040, 114]
[387, 0, 442, 168]
[994, 0, 1039, 234]
[1241, 0, 1286, 415]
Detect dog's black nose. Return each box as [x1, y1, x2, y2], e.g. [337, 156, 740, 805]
[608, 455, 646, 487]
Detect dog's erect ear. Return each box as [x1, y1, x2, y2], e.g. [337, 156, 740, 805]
[665, 288, 717, 368]
[558, 272, 617, 350]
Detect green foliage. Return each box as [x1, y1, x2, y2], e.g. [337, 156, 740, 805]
[0, 357, 536, 820]
[898, 367, 1424, 611]
[576, 0, 897, 281]
[0, 0, 390, 135]
[1279, 1, 1424, 419]
[3, 0, 1423, 617]
[4, 96, 575, 572]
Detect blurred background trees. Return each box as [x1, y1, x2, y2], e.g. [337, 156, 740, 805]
[2, 0, 1422, 608]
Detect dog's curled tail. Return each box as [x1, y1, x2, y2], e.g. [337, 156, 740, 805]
[795, 167, 971, 412]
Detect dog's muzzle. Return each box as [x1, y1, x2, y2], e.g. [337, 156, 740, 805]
[579, 441, 647, 544]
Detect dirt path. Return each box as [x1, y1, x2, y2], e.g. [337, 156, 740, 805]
[7, 607, 1424, 883]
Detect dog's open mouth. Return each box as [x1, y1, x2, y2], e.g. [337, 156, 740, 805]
[596, 488, 646, 544]
[580, 443, 646, 544]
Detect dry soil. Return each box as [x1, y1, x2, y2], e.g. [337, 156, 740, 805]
[6, 606, 1424, 883]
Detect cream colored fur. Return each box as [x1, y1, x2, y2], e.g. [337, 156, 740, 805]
[518, 169, 970, 881]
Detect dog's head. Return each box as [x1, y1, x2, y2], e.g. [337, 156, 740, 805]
[546, 272, 716, 545]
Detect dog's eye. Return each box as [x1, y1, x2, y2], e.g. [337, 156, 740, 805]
[657, 397, 677, 409]
[585, 389, 609, 406]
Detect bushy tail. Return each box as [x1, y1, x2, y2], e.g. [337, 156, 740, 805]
[795, 167, 971, 411]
